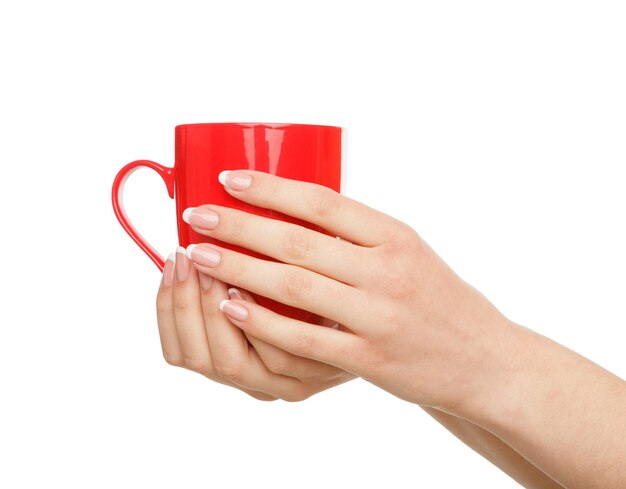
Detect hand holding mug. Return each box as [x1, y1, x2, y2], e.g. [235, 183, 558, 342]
[117, 137, 626, 488]
[181, 170, 514, 415]
[156, 250, 354, 401]
[112, 122, 512, 414]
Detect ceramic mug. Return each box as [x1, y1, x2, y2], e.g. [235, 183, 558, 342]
[112, 122, 343, 322]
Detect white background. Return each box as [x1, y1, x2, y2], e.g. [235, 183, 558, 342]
[1, 1, 625, 487]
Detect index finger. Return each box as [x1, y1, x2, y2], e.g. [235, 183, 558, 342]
[217, 170, 401, 247]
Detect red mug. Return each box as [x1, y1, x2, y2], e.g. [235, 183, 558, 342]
[112, 122, 343, 322]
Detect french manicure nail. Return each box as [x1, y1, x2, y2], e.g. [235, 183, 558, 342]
[228, 287, 243, 300]
[185, 244, 221, 267]
[175, 246, 190, 281]
[162, 253, 176, 286]
[218, 170, 252, 191]
[199, 273, 214, 291]
[182, 207, 219, 229]
[219, 300, 249, 321]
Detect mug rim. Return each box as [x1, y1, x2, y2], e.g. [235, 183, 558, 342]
[175, 122, 342, 130]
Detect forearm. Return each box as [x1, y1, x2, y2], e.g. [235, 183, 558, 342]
[457, 321, 626, 489]
[422, 407, 563, 488]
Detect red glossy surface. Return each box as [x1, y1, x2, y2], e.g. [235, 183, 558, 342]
[112, 122, 343, 322]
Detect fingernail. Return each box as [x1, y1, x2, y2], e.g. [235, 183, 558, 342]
[175, 246, 190, 281]
[182, 207, 219, 229]
[198, 273, 214, 291]
[218, 170, 252, 190]
[219, 300, 249, 321]
[162, 253, 176, 286]
[228, 287, 243, 300]
[185, 244, 221, 267]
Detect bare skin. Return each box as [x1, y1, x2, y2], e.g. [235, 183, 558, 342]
[156, 170, 626, 489]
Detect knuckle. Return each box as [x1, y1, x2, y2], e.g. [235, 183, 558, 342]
[225, 258, 247, 284]
[291, 329, 314, 357]
[163, 353, 181, 367]
[156, 301, 172, 317]
[214, 363, 245, 384]
[280, 269, 312, 302]
[379, 268, 416, 300]
[373, 228, 423, 301]
[172, 296, 192, 312]
[281, 227, 314, 261]
[265, 175, 282, 199]
[172, 288, 193, 312]
[265, 357, 292, 376]
[395, 221, 416, 237]
[183, 356, 211, 375]
[369, 303, 406, 341]
[309, 186, 342, 218]
[361, 340, 389, 371]
[388, 224, 422, 254]
[156, 291, 172, 315]
[281, 388, 312, 403]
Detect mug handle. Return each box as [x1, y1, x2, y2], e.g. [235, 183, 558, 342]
[112, 160, 175, 272]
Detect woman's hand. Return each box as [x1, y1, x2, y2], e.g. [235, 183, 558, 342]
[155, 249, 354, 402]
[180, 170, 626, 488]
[183, 170, 514, 414]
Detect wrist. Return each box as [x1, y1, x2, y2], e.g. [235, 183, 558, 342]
[446, 317, 544, 429]
[450, 317, 588, 442]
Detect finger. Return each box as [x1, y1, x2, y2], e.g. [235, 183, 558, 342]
[185, 243, 365, 328]
[156, 253, 183, 365]
[229, 288, 350, 381]
[199, 278, 318, 402]
[248, 330, 353, 382]
[217, 170, 400, 247]
[218, 297, 363, 374]
[169, 249, 277, 401]
[182, 204, 368, 285]
[171, 247, 217, 374]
